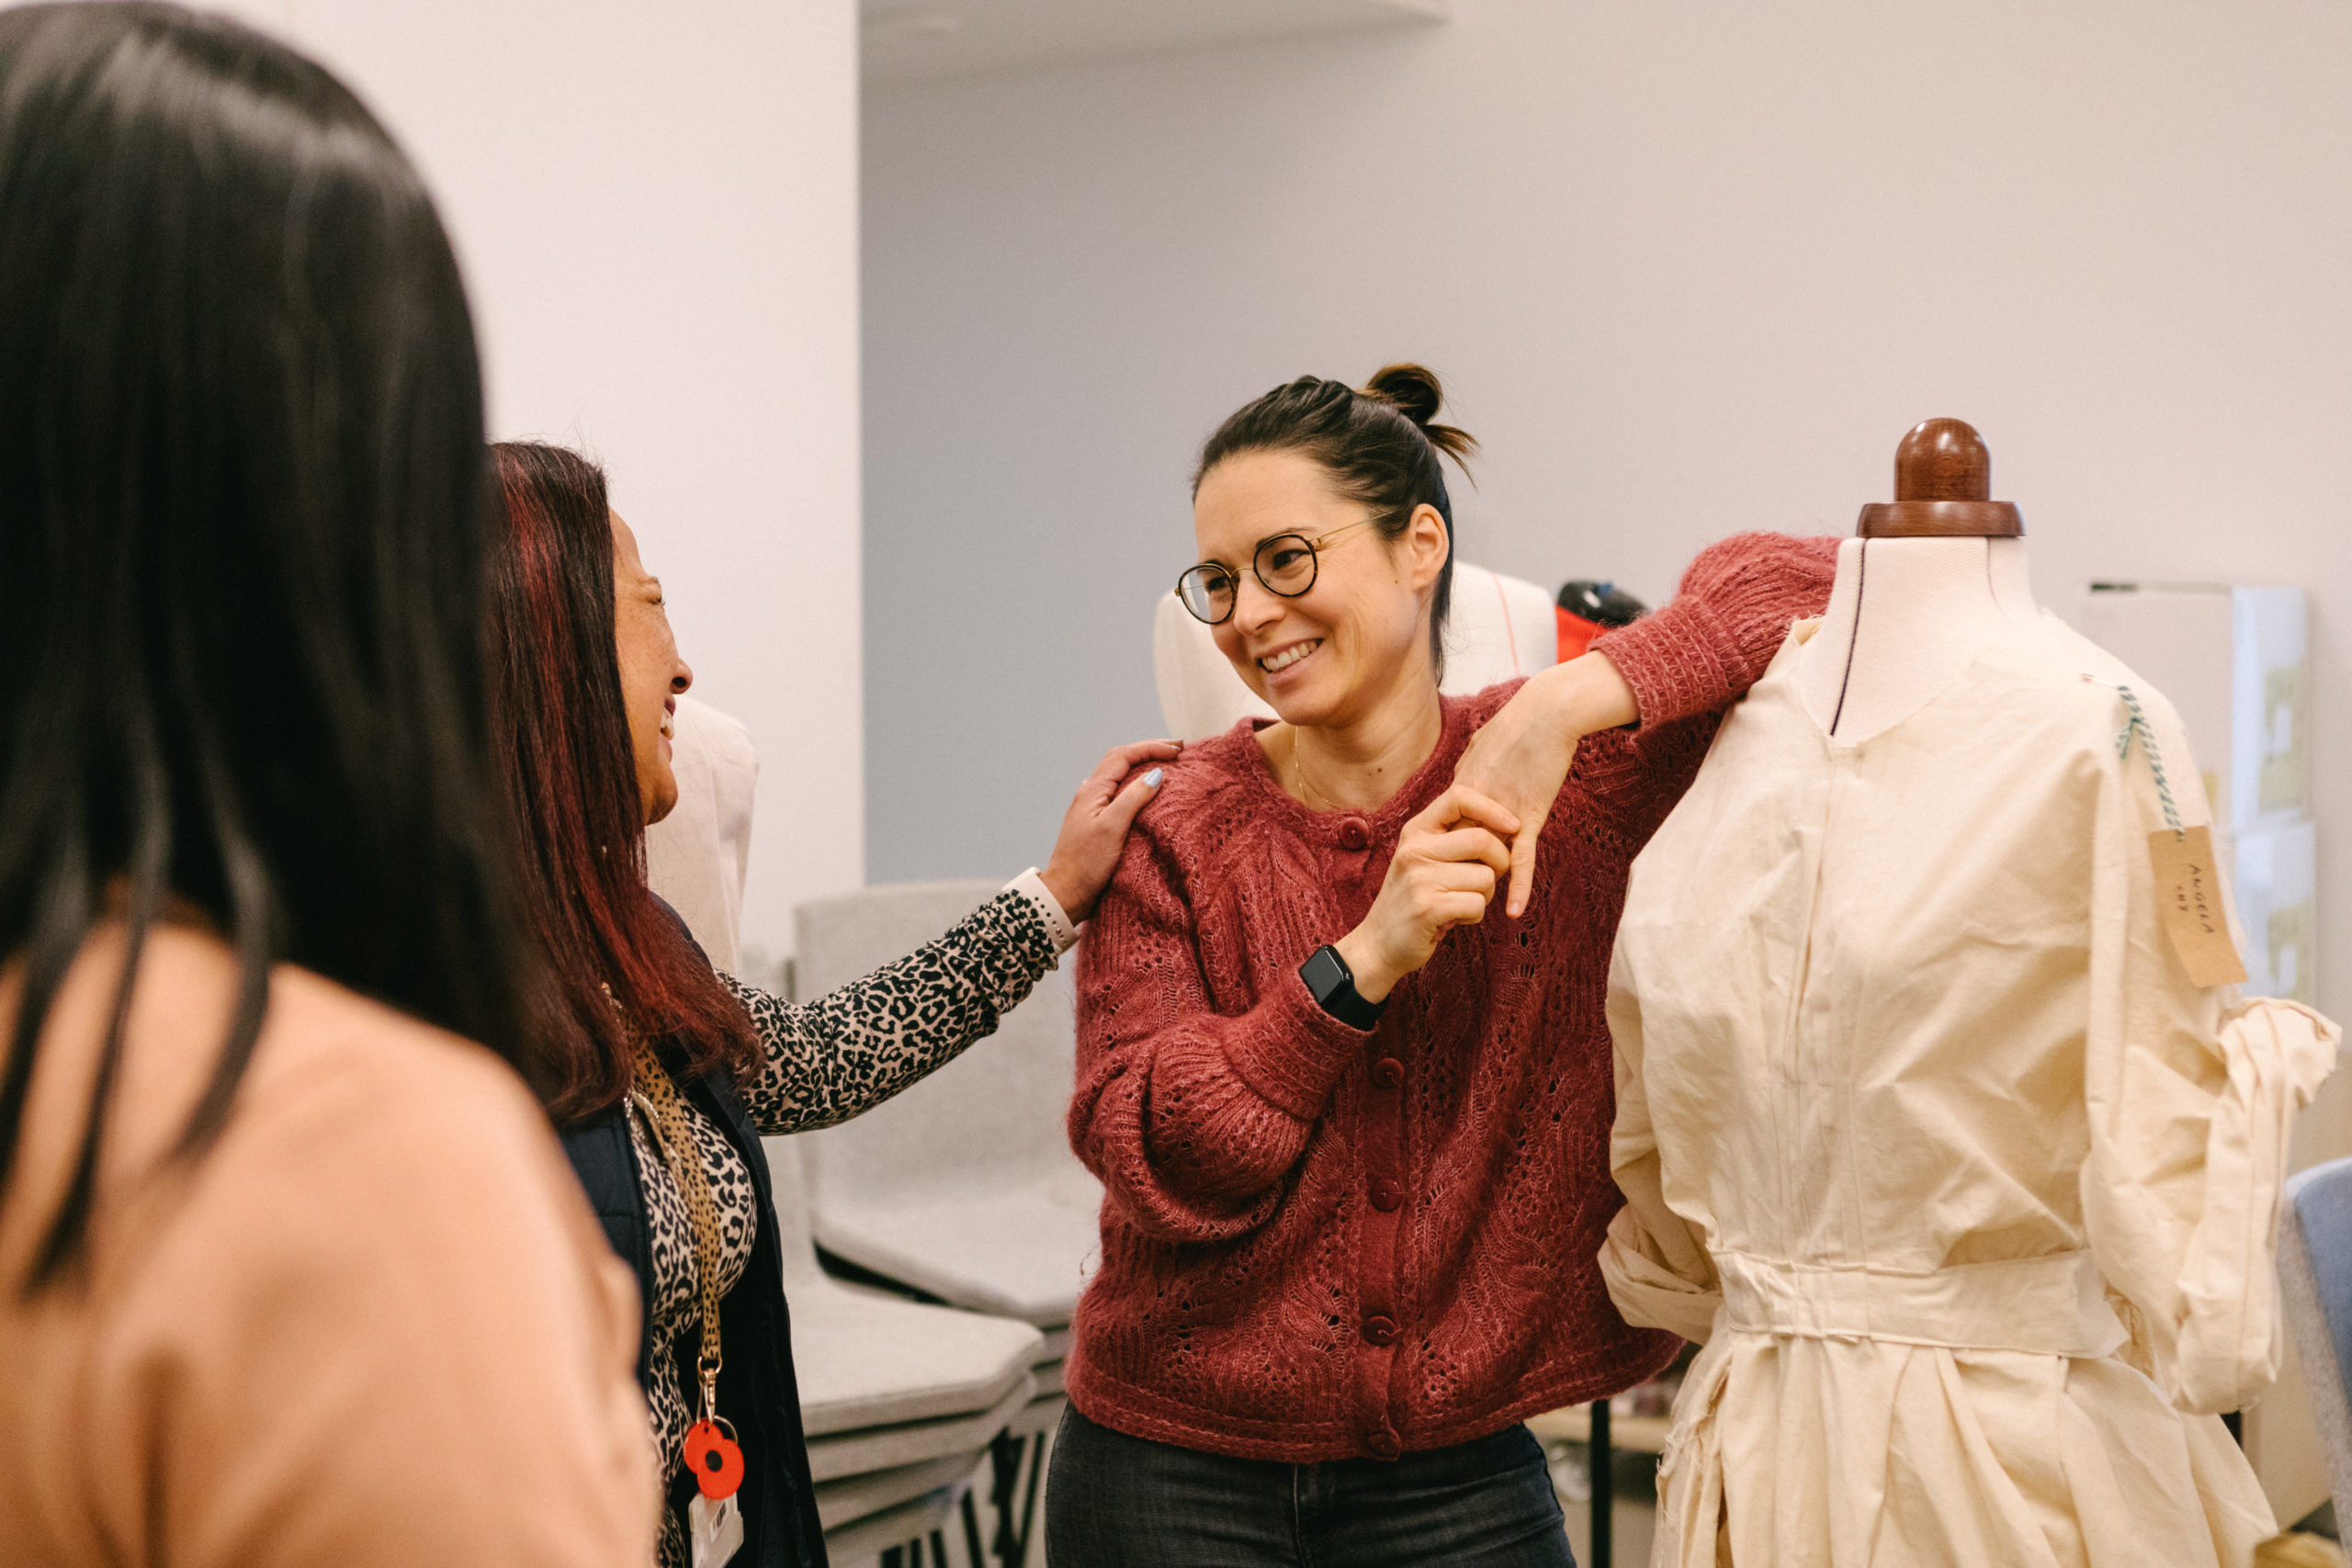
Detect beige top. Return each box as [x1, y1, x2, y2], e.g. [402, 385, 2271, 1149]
[1601, 615, 2339, 1568]
[0, 922, 657, 1567]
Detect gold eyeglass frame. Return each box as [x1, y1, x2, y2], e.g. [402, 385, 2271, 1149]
[1175, 519, 1376, 626]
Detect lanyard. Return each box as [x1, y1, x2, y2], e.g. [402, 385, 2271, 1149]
[616, 1004, 748, 1553]
[631, 1039, 728, 1425]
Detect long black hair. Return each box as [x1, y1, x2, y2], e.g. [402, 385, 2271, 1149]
[1195, 364, 1478, 676]
[0, 4, 539, 1290]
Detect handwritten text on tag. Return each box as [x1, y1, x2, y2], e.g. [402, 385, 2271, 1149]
[2148, 825, 2247, 988]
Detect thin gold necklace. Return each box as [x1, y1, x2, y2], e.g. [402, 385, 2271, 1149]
[1286, 728, 1344, 812]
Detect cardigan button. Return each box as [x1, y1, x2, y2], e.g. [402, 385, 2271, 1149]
[1370, 1057, 1405, 1089]
[1368, 1429, 1402, 1461]
[1337, 818, 1371, 851]
[1369, 1178, 1403, 1212]
[1363, 1313, 1398, 1346]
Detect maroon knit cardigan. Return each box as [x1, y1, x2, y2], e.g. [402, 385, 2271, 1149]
[1066, 531, 1838, 1463]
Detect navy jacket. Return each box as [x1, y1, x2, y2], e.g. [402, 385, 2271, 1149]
[561, 1033, 827, 1568]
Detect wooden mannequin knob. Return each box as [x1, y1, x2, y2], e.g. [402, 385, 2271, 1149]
[1857, 418, 2024, 537]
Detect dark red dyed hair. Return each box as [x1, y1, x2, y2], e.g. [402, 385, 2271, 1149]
[487, 441, 758, 1122]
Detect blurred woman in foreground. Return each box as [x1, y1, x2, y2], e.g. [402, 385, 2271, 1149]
[0, 7, 654, 1563]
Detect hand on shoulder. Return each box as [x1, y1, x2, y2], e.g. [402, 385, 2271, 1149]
[1039, 739, 1183, 925]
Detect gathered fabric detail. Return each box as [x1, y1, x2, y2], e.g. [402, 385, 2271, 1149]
[1715, 1250, 2126, 1361]
[1657, 1333, 2277, 1568]
[2170, 996, 2341, 1413]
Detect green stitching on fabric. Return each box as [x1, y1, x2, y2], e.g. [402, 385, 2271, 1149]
[2115, 683, 2186, 841]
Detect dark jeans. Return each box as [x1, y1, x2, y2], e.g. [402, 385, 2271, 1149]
[1045, 1407, 1576, 1568]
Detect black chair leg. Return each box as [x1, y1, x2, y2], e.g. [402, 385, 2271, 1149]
[1015, 1433, 1047, 1564]
[962, 1487, 989, 1568]
[989, 1431, 1023, 1567]
[1589, 1401, 1612, 1568]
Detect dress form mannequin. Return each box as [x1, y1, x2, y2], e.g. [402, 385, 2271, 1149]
[1793, 420, 2040, 742]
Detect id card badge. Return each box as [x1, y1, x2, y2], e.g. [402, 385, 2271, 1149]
[683, 1416, 745, 1567]
[688, 1493, 743, 1568]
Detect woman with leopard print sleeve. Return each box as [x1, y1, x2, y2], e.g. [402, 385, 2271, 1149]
[487, 442, 1171, 1568]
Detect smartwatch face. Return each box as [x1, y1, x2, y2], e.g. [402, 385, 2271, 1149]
[1301, 944, 1349, 1004]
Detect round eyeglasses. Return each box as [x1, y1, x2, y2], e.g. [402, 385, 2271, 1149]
[1175, 520, 1374, 626]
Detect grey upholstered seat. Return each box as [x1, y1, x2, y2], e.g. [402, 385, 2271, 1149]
[820, 1486, 965, 1564]
[813, 1451, 984, 1531]
[2280, 1155, 2352, 1523]
[764, 1132, 1037, 1562]
[768, 1136, 1042, 1436]
[796, 881, 1101, 1328]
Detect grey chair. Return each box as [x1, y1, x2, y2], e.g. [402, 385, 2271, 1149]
[2278, 1156, 2352, 1526]
[796, 881, 1098, 1326]
[761, 1135, 1039, 1563]
[795, 880, 1094, 1567]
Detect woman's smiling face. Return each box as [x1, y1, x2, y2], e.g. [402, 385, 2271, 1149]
[1192, 447, 1448, 730]
[609, 510, 692, 827]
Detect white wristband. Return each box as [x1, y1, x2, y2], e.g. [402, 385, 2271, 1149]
[1007, 867, 1080, 956]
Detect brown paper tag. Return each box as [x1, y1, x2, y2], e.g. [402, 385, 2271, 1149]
[2148, 825, 2247, 987]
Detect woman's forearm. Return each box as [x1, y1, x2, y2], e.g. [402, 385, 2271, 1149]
[1523, 650, 1638, 734]
[1070, 1001, 1346, 1245]
[1586, 532, 1838, 729]
[1073, 847, 1367, 1243]
[726, 887, 1058, 1135]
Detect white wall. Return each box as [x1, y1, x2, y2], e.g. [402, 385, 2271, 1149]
[221, 0, 864, 968]
[864, 1, 2352, 1030]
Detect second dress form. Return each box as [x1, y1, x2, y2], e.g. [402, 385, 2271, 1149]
[1792, 536, 2040, 743]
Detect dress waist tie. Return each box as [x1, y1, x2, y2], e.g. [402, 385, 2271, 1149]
[1713, 1249, 2127, 1359]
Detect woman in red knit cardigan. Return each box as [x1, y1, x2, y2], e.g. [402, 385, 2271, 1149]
[1046, 365, 1837, 1566]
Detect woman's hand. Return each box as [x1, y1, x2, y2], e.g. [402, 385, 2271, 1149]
[1453, 652, 1638, 919]
[1039, 739, 1184, 925]
[1333, 786, 1519, 1003]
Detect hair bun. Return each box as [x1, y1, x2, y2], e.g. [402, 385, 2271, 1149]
[1362, 363, 1443, 427]
[1361, 363, 1478, 465]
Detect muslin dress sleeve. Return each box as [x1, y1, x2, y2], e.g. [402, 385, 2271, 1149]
[1599, 935, 1724, 1344]
[718, 877, 1073, 1137]
[2080, 684, 2339, 1415]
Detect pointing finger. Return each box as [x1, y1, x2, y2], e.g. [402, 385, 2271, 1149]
[1506, 829, 1539, 919]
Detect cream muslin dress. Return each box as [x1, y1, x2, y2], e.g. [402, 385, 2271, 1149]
[1600, 613, 2339, 1568]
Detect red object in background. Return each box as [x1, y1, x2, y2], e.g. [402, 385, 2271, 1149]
[1556, 580, 1649, 663]
[1557, 607, 1605, 663]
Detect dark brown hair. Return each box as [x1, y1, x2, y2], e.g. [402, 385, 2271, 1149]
[1193, 364, 1478, 674]
[0, 4, 537, 1290]
[486, 442, 759, 1122]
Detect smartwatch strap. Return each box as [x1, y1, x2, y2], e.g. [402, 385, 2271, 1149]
[1299, 943, 1384, 1032]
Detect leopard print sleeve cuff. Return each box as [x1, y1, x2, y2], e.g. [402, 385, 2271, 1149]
[721, 887, 1060, 1136]
[1006, 866, 1080, 955]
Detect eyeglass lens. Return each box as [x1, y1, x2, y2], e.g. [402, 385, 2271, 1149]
[1176, 535, 1322, 625]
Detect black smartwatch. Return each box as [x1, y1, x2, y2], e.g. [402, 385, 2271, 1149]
[1300, 943, 1385, 1032]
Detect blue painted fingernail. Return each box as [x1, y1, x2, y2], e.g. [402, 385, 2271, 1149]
[1146, 769, 1163, 787]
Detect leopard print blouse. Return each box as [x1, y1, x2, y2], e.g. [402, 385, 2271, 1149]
[637, 885, 1062, 1567]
